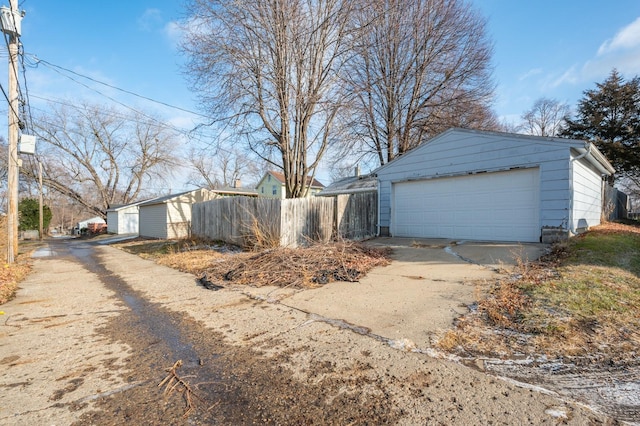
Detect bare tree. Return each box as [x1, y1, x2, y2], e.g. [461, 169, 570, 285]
[345, 0, 495, 165]
[26, 102, 178, 219]
[519, 97, 569, 137]
[186, 145, 265, 189]
[182, 0, 355, 198]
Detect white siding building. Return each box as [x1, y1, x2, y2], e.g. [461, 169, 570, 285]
[138, 189, 221, 239]
[106, 199, 154, 235]
[376, 128, 615, 243]
[138, 187, 256, 239]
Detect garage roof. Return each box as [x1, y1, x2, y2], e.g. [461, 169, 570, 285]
[377, 128, 615, 176]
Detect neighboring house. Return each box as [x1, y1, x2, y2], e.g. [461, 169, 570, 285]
[74, 216, 105, 235]
[316, 173, 377, 196]
[138, 188, 255, 239]
[256, 171, 324, 198]
[106, 199, 157, 235]
[376, 128, 615, 243]
[210, 185, 259, 197]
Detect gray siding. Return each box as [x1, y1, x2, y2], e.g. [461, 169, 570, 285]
[377, 130, 574, 232]
[572, 155, 603, 230]
[139, 204, 168, 239]
[107, 211, 119, 234]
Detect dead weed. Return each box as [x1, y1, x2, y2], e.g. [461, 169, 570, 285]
[437, 221, 640, 364]
[0, 217, 33, 305]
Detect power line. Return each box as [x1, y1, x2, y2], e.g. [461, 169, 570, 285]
[25, 55, 211, 119]
[19, 43, 34, 133]
[0, 81, 20, 125]
[28, 93, 220, 145]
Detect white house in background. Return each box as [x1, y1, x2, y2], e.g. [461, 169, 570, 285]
[74, 216, 105, 235]
[138, 187, 256, 239]
[376, 128, 615, 243]
[106, 199, 156, 235]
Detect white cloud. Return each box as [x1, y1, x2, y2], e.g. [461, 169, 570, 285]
[598, 16, 640, 55]
[518, 68, 543, 81]
[551, 17, 640, 90]
[137, 8, 163, 32]
[163, 21, 183, 47]
[550, 65, 579, 88]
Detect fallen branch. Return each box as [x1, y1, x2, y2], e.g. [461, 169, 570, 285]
[201, 241, 391, 289]
[158, 360, 203, 418]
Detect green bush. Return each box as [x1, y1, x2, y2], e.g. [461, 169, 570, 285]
[18, 198, 52, 232]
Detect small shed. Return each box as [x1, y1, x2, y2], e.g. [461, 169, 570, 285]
[106, 199, 155, 235]
[376, 128, 615, 243]
[138, 188, 252, 239]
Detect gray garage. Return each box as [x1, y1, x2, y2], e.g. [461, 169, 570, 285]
[376, 128, 615, 243]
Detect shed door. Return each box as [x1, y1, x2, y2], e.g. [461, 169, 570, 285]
[123, 212, 139, 234]
[392, 168, 540, 242]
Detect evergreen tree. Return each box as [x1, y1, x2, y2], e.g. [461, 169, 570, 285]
[562, 69, 640, 184]
[18, 198, 52, 232]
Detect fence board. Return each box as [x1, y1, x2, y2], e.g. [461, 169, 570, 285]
[603, 185, 629, 220]
[335, 192, 377, 240]
[280, 197, 334, 247]
[192, 193, 377, 248]
[192, 197, 281, 247]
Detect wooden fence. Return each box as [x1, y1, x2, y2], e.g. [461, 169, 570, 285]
[191, 192, 377, 248]
[603, 185, 629, 220]
[192, 197, 281, 247]
[335, 192, 378, 240]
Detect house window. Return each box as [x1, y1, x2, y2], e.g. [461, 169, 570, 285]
[272, 185, 277, 195]
[261, 187, 264, 194]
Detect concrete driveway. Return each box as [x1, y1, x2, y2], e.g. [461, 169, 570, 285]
[272, 238, 547, 349]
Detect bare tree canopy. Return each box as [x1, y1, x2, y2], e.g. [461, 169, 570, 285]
[345, 0, 496, 165]
[186, 145, 265, 189]
[26, 102, 179, 219]
[519, 97, 569, 137]
[183, 0, 354, 198]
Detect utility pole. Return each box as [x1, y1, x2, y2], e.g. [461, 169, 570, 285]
[38, 161, 43, 240]
[3, 0, 21, 263]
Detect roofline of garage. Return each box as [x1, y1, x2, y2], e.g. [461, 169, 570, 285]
[572, 143, 616, 176]
[383, 165, 540, 185]
[375, 128, 616, 177]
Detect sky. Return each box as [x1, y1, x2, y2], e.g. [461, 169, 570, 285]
[3, 0, 640, 190]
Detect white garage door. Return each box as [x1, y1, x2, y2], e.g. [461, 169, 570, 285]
[392, 168, 540, 242]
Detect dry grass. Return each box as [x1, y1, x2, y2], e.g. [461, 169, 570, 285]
[437, 221, 640, 363]
[0, 216, 32, 305]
